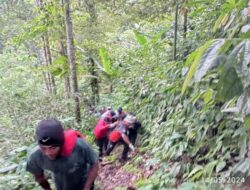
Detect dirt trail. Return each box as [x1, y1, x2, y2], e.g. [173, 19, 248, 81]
[96, 162, 139, 190]
[95, 150, 158, 190]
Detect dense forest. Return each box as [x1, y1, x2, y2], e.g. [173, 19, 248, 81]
[0, 0, 250, 189]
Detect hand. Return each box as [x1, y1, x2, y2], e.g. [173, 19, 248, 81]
[129, 144, 135, 151]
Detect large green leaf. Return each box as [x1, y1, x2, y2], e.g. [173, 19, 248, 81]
[235, 40, 250, 89]
[182, 40, 213, 94]
[98, 47, 116, 76]
[216, 40, 250, 101]
[216, 65, 243, 101]
[194, 39, 225, 81]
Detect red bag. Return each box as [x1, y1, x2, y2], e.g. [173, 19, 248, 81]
[60, 129, 85, 157]
[109, 130, 121, 142]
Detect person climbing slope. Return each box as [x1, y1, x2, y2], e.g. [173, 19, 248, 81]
[106, 114, 137, 162]
[26, 118, 99, 190]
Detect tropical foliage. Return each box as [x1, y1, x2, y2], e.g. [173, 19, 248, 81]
[0, 0, 250, 189]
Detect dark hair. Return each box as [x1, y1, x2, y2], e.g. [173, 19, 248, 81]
[117, 107, 123, 114]
[110, 111, 116, 117]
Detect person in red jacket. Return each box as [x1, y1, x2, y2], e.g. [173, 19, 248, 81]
[26, 119, 98, 190]
[94, 110, 116, 158]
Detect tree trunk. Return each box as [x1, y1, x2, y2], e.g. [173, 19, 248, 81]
[42, 36, 52, 93]
[59, 38, 71, 98]
[183, 7, 189, 59]
[64, 0, 81, 123]
[183, 8, 188, 39]
[44, 35, 56, 95]
[173, 2, 179, 60]
[42, 71, 51, 92]
[59, 0, 71, 98]
[89, 57, 99, 105]
[37, 0, 56, 94]
[84, 0, 100, 106]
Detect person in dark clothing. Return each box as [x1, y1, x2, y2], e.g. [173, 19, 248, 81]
[106, 115, 137, 162]
[116, 107, 127, 121]
[26, 119, 99, 190]
[122, 120, 141, 160]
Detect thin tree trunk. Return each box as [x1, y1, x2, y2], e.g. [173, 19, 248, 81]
[84, 0, 100, 106]
[64, 0, 81, 123]
[37, 0, 56, 94]
[59, 0, 71, 98]
[59, 40, 71, 98]
[183, 8, 188, 39]
[42, 72, 50, 92]
[173, 3, 179, 60]
[42, 36, 52, 93]
[37, 0, 51, 93]
[64, 76, 71, 98]
[183, 7, 189, 59]
[89, 57, 99, 105]
[44, 35, 56, 94]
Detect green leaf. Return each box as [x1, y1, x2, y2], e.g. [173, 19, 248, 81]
[232, 158, 250, 175]
[182, 40, 214, 94]
[244, 115, 250, 128]
[194, 39, 225, 81]
[239, 136, 247, 158]
[213, 14, 226, 33]
[179, 182, 197, 190]
[50, 56, 69, 77]
[134, 30, 147, 47]
[99, 47, 116, 76]
[151, 28, 168, 44]
[216, 160, 226, 173]
[218, 40, 234, 54]
[204, 160, 218, 177]
[202, 88, 213, 104]
[236, 0, 249, 9]
[187, 165, 203, 179]
[216, 65, 243, 101]
[170, 163, 182, 177]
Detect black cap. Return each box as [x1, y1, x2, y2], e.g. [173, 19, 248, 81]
[36, 119, 64, 147]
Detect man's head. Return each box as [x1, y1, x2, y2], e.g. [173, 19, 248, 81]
[36, 119, 64, 160]
[117, 107, 123, 114]
[124, 115, 137, 128]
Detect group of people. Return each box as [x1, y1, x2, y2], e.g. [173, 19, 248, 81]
[94, 107, 141, 162]
[25, 107, 141, 190]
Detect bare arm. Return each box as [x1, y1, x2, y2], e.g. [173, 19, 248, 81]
[34, 173, 52, 190]
[83, 161, 99, 190]
[109, 121, 118, 128]
[121, 134, 135, 151]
